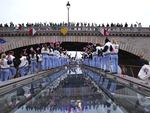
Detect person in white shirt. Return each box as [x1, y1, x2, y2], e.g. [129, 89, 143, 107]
[6, 51, 16, 79]
[0, 53, 11, 81]
[19, 53, 29, 76]
[29, 50, 37, 74]
[48, 48, 54, 68]
[102, 38, 113, 72]
[41, 44, 50, 70]
[53, 49, 61, 67]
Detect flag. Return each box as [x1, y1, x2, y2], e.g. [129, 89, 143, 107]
[100, 28, 104, 35]
[60, 27, 68, 36]
[0, 38, 6, 44]
[104, 29, 109, 36]
[100, 28, 109, 36]
[29, 27, 36, 36]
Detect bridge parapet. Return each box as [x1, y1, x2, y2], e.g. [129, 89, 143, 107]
[0, 26, 150, 37]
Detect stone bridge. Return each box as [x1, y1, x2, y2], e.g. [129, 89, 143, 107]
[0, 26, 150, 61]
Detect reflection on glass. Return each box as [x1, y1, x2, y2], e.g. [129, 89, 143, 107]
[1, 66, 150, 113]
[12, 68, 126, 113]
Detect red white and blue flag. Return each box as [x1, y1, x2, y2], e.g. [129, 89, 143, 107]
[100, 28, 110, 36]
[29, 27, 36, 36]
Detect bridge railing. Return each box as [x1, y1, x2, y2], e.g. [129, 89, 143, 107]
[0, 26, 150, 33]
[0, 66, 67, 113]
[0, 67, 63, 96]
[82, 65, 150, 112]
[82, 65, 150, 96]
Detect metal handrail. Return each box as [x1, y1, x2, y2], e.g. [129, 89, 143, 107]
[0, 67, 62, 96]
[82, 65, 150, 96]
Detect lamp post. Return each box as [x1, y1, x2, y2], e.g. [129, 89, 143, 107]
[66, 1, 70, 24]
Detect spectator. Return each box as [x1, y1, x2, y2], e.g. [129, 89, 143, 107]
[6, 51, 16, 79]
[124, 22, 128, 27]
[0, 53, 11, 81]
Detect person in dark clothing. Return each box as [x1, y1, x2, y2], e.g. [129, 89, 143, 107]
[13, 57, 21, 68]
[13, 56, 21, 78]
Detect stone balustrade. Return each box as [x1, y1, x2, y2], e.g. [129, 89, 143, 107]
[0, 26, 150, 37]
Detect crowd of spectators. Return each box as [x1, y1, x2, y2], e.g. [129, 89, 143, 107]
[0, 22, 144, 30]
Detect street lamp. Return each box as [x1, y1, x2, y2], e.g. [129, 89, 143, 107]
[66, 1, 71, 24]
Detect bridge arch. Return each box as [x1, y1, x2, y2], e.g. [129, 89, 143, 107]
[0, 36, 148, 61]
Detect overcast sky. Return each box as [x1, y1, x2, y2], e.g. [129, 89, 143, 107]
[0, 0, 149, 27]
